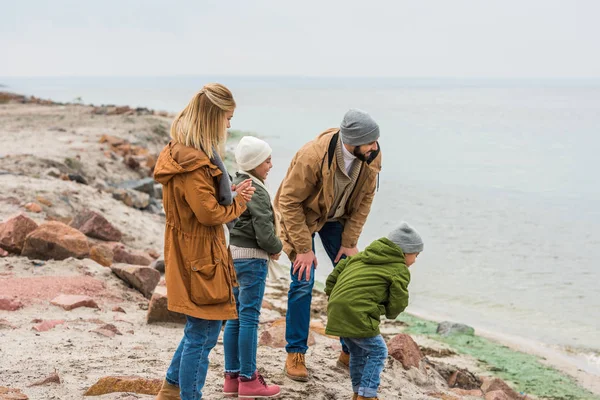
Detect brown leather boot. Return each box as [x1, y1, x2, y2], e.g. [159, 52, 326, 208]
[337, 351, 350, 369]
[352, 393, 358, 400]
[357, 396, 378, 400]
[155, 380, 180, 400]
[284, 352, 309, 382]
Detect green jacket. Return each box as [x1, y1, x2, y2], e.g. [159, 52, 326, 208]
[230, 173, 283, 255]
[325, 237, 410, 338]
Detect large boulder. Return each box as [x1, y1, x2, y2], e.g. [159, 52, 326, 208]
[111, 264, 160, 299]
[69, 210, 122, 242]
[436, 321, 475, 337]
[146, 286, 186, 324]
[84, 376, 162, 396]
[112, 245, 152, 266]
[21, 221, 90, 260]
[387, 333, 423, 370]
[0, 214, 38, 254]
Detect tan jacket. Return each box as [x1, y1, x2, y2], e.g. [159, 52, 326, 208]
[274, 129, 382, 260]
[154, 142, 247, 320]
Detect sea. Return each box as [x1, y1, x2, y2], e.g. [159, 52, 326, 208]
[2, 75, 599, 376]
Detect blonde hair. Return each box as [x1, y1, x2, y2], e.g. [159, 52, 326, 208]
[170, 83, 236, 159]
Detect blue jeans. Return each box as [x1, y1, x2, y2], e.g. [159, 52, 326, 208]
[223, 258, 268, 379]
[165, 316, 223, 400]
[343, 335, 388, 397]
[285, 221, 349, 354]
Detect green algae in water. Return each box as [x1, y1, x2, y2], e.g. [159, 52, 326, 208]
[396, 314, 599, 400]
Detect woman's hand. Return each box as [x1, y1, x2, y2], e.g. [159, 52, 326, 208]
[270, 252, 281, 261]
[234, 179, 255, 202]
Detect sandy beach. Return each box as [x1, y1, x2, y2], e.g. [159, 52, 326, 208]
[1, 94, 598, 400]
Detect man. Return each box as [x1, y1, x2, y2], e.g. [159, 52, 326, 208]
[274, 109, 382, 382]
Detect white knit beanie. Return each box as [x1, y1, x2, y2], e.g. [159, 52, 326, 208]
[234, 136, 272, 171]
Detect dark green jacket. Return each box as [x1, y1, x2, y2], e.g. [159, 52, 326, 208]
[325, 237, 410, 338]
[230, 173, 283, 255]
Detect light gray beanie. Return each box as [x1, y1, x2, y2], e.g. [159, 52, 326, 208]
[340, 108, 380, 146]
[387, 222, 424, 253]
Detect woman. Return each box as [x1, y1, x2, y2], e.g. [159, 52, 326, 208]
[154, 83, 255, 400]
[222, 136, 283, 398]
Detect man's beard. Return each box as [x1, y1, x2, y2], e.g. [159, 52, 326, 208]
[353, 146, 370, 162]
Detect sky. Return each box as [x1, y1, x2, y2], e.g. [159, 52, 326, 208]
[1, 0, 599, 78]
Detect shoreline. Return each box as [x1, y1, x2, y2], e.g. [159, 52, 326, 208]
[0, 92, 598, 399]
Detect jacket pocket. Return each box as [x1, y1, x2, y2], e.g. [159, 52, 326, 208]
[189, 257, 230, 305]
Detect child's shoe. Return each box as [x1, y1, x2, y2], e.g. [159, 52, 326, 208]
[223, 372, 239, 397]
[238, 371, 281, 398]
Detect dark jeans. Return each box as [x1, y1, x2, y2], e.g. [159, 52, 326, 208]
[285, 221, 349, 354]
[223, 258, 269, 379]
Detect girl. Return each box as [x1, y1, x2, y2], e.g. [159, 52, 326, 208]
[222, 136, 283, 398]
[154, 83, 255, 400]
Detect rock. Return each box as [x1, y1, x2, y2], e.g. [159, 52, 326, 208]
[112, 189, 150, 209]
[113, 246, 152, 266]
[35, 196, 53, 207]
[387, 333, 423, 370]
[485, 390, 510, 400]
[67, 174, 88, 185]
[32, 320, 65, 332]
[90, 244, 114, 267]
[481, 378, 521, 399]
[50, 294, 99, 311]
[28, 371, 61, 386]
[116, 178, 156, 196]
[24, 202, 42, 213]
[92, 328, 116, 338]
[151, 258, 165, 273]
[112, 306, 126, 313]
[69, 210, 122, 241]
[0, 248, 7, 257]
[111, 264, 160, 298]
[0, 296, 24, 311]
[124, 155, 140, 170]
[436, 321, 475, 337]
[0, 319, 17, 329]
[0, 386, 29, 399]
[84, 376, 162, 396]
[22, 221, 90, 260]
[147, 249, 160, 259]
[447, 368, 481, 389]
[259, 318, 316, 348]
[44, 168, 62, 178]
[153, 183, 163, 199]
[146, 286, 186, 324]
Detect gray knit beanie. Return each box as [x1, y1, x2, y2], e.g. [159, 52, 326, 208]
[387, 222, 424, 253]
[340, 108, 380, 146]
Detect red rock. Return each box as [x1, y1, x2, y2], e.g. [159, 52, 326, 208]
[0, 214, 39, 254]
[146, 286, 186, 324]
[84, 376, 162, 396]
[24, 202, 42, 213]
[387, 333, 423, 370]
[259, 318, 316, 348]
[0, 296, 24, 311]
[21, 221, 90, 260]
[0, 386, 29, 399]
[90, 244, 114, 267]
[112, 246, 152, 266]
[32, 320, 65, 332]
[99, 323, 122, 335]
[147, 249, 160, 259]
[28, 371, 61, 386]
[69, 210, 122, 242]
[485, 390, 510, 400]
[111, 264, 160, 299]
[0, 248, 8, 257]
[0, 319, 17, 329]
[112, 306, 126, 313]
[50, 294, 99, 311]
[481, 378, 521, 399]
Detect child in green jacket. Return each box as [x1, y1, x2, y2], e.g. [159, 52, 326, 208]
[325, 222, 423, 400]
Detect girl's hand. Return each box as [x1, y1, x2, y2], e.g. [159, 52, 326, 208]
[234, 179, 255, 202]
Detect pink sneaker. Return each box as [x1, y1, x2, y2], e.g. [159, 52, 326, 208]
[238, 372, 281, 398]
[223, 372, 239, 397]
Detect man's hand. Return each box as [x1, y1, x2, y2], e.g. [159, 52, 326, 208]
[292, 250, 318, 281]
[334, 246, 359, 263]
